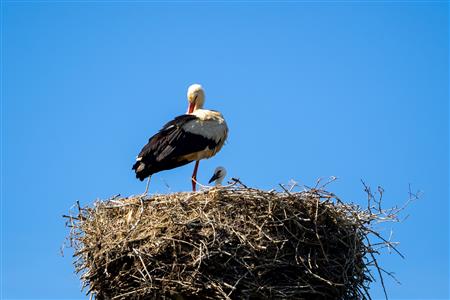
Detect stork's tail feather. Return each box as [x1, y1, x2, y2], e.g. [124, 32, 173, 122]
[132, 161, 150, 181]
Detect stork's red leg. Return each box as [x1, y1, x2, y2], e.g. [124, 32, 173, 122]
[191, 160, 200, 191]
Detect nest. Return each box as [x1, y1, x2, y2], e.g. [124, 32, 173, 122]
[65, 182, 406, 300]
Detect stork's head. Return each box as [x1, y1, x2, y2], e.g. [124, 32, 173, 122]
[187, 84, 205, 113]
[208, 166, 227, 186]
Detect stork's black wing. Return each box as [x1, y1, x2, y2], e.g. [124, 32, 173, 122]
[132, 114, 218, 180]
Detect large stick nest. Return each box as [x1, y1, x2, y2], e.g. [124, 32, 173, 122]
[65, 182, 405, 300]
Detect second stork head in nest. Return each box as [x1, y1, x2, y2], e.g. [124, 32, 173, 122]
[132, 84, 228, 193]
[208, 166, 227, 186]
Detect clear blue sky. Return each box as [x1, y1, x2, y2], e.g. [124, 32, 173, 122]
[2, 1, 448, 299]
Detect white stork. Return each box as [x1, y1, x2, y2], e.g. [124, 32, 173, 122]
[208, 166, 227, 186]
[132, 84, 228, 193]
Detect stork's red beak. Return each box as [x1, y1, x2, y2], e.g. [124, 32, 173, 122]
[187, 102, 195, 114]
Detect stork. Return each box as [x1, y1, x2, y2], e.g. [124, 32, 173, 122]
[208, 166, 227, 186]
[132, 84, 228, 193]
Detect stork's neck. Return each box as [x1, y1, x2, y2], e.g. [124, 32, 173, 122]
[215, 177, 224, 186]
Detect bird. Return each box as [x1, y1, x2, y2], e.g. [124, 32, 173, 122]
[208, 166, 227, 186]
[132, 84, 228, 193]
